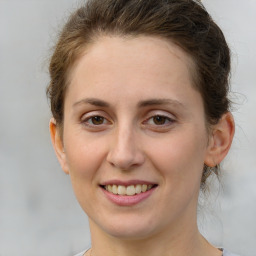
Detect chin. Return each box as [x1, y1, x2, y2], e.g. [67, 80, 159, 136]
[106, 227, 154, 240]
[96, 216, 159, 240]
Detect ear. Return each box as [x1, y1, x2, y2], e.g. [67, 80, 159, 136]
[204, 112, 235, 167]
[49, 118, 69, 174]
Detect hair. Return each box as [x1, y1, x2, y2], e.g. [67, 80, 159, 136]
[46, 0, 231, 187]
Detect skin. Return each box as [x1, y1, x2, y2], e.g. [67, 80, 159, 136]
[50, 36, 234, 256]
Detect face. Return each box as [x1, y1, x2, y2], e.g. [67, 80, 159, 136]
[51, 36, 218, 240]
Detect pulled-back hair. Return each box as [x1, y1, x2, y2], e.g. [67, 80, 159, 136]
[47, 0, 231, 186]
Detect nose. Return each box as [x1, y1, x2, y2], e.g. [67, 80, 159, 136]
[106, 125, 145, 170]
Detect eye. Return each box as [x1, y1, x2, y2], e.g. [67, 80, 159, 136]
[81, 114, 110, 128]
[88, 116, 106, 125]
[147, 115, 173, 126]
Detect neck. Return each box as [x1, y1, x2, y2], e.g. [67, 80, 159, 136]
[88, 217, 220, 256]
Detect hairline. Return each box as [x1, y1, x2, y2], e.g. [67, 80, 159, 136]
[57, 33, 209, 135]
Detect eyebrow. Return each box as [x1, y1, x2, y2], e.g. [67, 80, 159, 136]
[73, 97, 185, 109]
[137, 98, 185, 109]
[73, 98, 110, 108]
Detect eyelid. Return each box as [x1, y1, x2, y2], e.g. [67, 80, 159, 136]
[81, 110, 108, 120]
[85, 116, 108, 124]
[145, 115, 174, 125]
[80, 111, 112, 127]
[142, 110, 176, 129]
[145, 110, 175, 121]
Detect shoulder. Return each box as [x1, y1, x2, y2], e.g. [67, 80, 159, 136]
[73, 251, 86, 256]
[74, 249, 242, 256]
[223, 249, 241, 256]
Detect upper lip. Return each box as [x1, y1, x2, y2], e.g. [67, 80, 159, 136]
[100, 179, 157, 186]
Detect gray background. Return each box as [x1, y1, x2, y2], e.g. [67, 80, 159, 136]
[0, 0, 255, 255]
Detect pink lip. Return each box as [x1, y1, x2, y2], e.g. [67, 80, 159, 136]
[101, 179, 156, 186]
[100, 185, 157, 206]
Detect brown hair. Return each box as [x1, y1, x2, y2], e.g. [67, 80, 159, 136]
[47, 0, 231, 185]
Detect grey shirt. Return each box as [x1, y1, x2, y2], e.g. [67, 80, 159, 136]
[223, 249, 241, 256]
[73, 249, 241, 256]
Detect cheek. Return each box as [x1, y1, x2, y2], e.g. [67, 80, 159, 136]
[146, 128, 207, 183]
[63, 131, 107, 180]
[63, 132, 108, 209]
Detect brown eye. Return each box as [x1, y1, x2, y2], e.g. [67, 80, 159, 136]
[152, 115, 169, 125]
[81, 114, 111, 131]
[90, 116, 105, 125]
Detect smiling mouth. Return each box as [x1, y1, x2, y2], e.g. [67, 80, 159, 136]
[101, 184, 158, 196]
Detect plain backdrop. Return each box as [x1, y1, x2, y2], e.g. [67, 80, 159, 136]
[0, 0, 255, 255]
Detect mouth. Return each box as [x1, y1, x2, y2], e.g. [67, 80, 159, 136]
[100, 184, 158, 196]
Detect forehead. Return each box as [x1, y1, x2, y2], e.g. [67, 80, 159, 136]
[65, 35, 202, 111]
[68, 35, 196, 89]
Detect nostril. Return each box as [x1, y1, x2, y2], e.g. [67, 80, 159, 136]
[107, 147, 145, 170]
[106, 130, 145, 169]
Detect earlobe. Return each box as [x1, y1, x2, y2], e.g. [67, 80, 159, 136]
[204, 112, 235, 167]
[49, 118, 69, 174]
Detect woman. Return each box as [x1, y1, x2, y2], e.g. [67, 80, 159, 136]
[47, 0, 239, 255]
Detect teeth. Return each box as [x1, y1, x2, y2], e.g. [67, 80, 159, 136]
[135, 184, 142, 194]
[117, 185, 126, 195]
[107, 185, 112, 193]
[112, 185, 117, 194]
[142, 184, 147, 192]
[126, 185, 136, 196]
[104, 184, 154, 196]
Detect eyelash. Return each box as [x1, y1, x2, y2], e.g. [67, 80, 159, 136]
[145, 115, 174, 126]
[81, 115, 110, 127]
[81, 113, 175, 131]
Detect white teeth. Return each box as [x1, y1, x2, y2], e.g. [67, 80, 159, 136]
[126, 185, 136, 196]
[104, 184, 154, 196]
[135, 184, 142, 194]
[112, 185, 117, 194]
[142, 184, 147, 192]
[117, 185, 126, 195]
[107, 185, 112, 193]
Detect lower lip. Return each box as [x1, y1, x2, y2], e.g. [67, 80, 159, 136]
[101, 186, 157, 206]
